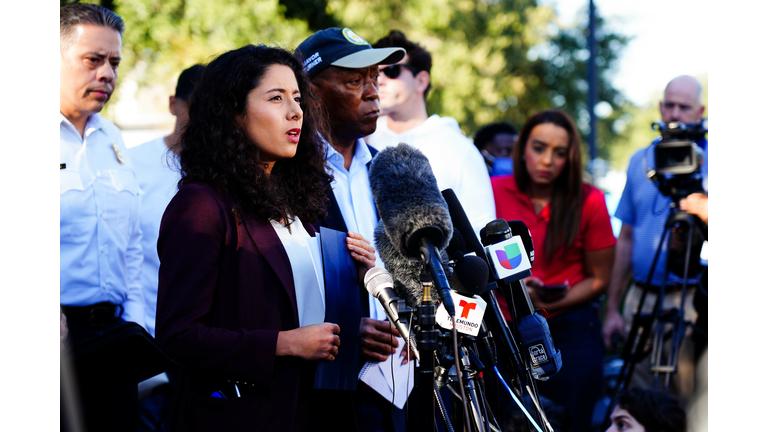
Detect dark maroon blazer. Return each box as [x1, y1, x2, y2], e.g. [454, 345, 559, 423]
[156, 183, 317, 431]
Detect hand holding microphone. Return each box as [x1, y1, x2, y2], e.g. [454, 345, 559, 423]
[359, 318, 401, 362]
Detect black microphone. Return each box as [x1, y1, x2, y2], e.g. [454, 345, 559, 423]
[440, 190, 527, 375]
[508, 220, 534, 264]
[442, 189, 488, 263]
[369, 144, 455, 315]
[364, 267, 420, 362]
[450, 253, 490, 297]
[481, 218, 535, 315]
[480, 219, 562, 380]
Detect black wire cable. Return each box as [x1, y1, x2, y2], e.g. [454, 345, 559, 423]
[389, 321, 396, 419]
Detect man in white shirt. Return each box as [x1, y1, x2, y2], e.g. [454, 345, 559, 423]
[60, 4, 141, 431]
[128, 64, 203, 338]
[127, 64, 202, 432]
[296, 27, 410, 431]
[367, 30, 496, 235]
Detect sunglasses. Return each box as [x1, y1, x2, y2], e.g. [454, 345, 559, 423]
[380, 64, 419, 79]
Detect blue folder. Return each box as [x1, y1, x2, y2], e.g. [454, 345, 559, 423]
[313, 227, 361, 390]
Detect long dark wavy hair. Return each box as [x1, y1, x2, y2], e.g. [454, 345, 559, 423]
[512, 109, 583, 261]
[178, 45, 332, 224]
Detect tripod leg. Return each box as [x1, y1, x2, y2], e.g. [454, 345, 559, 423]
[603, 221, 672, 430]
[652, 211, 700, 394]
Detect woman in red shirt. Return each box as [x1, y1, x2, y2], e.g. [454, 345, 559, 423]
[491, 110, 615, 432]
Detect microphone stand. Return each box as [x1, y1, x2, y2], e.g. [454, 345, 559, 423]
[417, 273, 438, 432]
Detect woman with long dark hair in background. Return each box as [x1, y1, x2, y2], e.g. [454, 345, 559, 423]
[155, 45, 376, 431]
[491, 109, 616, 431]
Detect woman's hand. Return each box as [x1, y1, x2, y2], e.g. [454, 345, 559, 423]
[277, 322, 341, 362]
[347, 231, 376, 283]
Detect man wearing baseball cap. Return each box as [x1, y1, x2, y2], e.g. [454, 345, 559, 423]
[296, 28, 409, 431]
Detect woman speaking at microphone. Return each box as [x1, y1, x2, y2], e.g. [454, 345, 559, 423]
[156, 45, 375, 431]
[491, 110, 615, 432]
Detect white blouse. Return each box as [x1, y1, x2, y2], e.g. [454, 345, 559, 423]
[270, 218, 325, 327]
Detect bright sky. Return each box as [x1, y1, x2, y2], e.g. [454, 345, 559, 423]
[542, 0, 708, 106]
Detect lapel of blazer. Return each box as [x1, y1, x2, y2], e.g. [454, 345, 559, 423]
[241, 216, 300, 328]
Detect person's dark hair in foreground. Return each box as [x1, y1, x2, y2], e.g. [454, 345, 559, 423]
[606, 388, 687, 432]
[156, 45, 344, 431]
[178, 45, 331, 222]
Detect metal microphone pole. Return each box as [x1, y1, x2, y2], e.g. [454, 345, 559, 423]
[417, 274, 438, 432]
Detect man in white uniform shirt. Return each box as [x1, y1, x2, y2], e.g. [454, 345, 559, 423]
[367, 30, 496, 235]
[127, 64, 202, 432]
[128, 64, 203, 338]
[60, 4, 141, 431]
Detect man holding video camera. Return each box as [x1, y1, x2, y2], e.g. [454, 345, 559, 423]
[602, 75, 707, 401]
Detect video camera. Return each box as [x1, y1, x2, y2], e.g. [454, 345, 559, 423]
[646, 119, 707, 202]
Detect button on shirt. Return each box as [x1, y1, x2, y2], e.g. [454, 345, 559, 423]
[614, 139, 708, 286]
[325, 139, 386, 320]
[60, 113, 144, 326]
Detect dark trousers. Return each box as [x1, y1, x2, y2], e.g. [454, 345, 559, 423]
[536, 304, 605, 432]
[61, 314, 139, 432]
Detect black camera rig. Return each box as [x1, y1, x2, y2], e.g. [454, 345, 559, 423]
[646, 119, 707, 202]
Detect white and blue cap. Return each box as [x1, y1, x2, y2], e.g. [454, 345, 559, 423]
[295, 27, 405, 79]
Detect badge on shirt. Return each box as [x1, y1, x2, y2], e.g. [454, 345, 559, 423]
[112, 143, 124, 164]
[60, 163, 66, 170]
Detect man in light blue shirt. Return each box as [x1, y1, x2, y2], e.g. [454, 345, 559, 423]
[60, 5, 142, 430]
[603, 75, 707, 401]
[128, 64, 203, 338]
[60, 3, 143, 338]
[127, 64, 202, 432]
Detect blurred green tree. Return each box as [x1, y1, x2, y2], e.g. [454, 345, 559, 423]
[325, 0, 631, 160]
[62, 0, 632, 162]
[111, 0, 314, 90]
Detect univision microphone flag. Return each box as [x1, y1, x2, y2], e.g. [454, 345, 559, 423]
[485, 235, 532, 284]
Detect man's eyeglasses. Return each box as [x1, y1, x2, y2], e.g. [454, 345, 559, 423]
[380, 64, 419, 80]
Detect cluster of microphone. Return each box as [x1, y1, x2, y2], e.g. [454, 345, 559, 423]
[365, 143, 562, 383]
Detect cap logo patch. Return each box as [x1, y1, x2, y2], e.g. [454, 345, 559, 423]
[342, 28, 368, 45]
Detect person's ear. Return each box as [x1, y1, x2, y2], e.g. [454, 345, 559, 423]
[169, 95, 177, 116]
[415, 71, 430, 94]
[698, 104, 705, 119]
